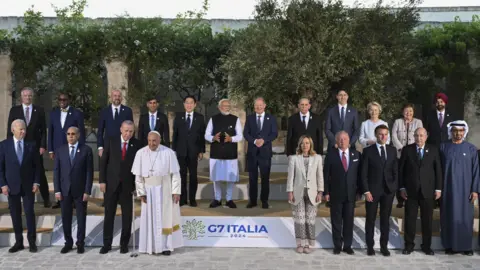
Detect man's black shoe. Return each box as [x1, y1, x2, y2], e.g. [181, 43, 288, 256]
[120, 246, 129, 254]
[60, 245, 73, 254]
[367, 248, 375, 256]
[99, 246, 111, 254]
[189, 200, 198, 207]
[333, 248, 341, 254]
[226, 200, 237, 208]
[8, 243, 24, 253]
[209, 200, 221, 208]
[261, 202, 269, 209]
[246, 202, 257, 208]
[343, 247, 354, 255]
[77, 245, 85, 254]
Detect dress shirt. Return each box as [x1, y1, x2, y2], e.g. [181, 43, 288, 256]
[338, 148, 350, 167]
[60, 106, 70, 128]
[299, 111, 310, 128]
[376, 143, 387, 160]
[55, 142, 79, 196]
[22, 104, 32, 122]
[253, 112, 265, 145]
[112, 104, 121, 118]
[338, 104, 347, 118]
[185, 111, 194, 129]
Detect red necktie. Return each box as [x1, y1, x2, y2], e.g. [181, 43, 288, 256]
[122, 142, 127, 161]
[342, 152, 348, 171]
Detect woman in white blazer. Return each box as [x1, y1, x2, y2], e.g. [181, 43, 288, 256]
[287, 135, 324, 254]
[391, 103, 423, 159]
[359, 101, 390, 148]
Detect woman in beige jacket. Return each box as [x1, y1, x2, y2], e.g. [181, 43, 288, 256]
[287, 135, 324, 254]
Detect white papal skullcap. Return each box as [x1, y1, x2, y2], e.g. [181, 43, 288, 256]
[148, 131, 161, 138]
[447, 120, 469, 140]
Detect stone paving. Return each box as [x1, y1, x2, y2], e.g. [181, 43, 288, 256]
[0, 246, 479, 270]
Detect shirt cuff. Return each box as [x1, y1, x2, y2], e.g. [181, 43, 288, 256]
[435, 190, 441, 193]
[48, 151, 53, 154]
[254, 139, 257, 144]
[400, 188, 406, 191]
[34, 183, 40, 187]
[55, 192, 61, 195]
[364, 191, 370, 195]
[98, 147, 104, 150]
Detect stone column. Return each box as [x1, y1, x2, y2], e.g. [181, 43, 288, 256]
[0, 55, 12, 141]
[464, 92, 480, 148]
[105, 60, 128, 102]
[230, 98, 247, 172]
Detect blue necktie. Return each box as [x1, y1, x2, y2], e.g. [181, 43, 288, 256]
[70, 146, 75, 164]
[186, 114, 191, 130]
[257, 115, 262, 131]
[341, 107, 345, 124]
[150, 115, 155, 131]
[16, 141, 23, 163]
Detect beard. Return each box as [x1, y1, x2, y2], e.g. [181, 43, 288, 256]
[220, 111, 230, 115]
[436, 105, 445, 111]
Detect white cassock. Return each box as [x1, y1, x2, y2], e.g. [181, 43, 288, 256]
[204, 118, 243, 182]
[131, 145, 183, 254]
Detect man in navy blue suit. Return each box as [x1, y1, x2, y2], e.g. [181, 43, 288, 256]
[325, 89, 359, 150]
[53, 126, 93, 254]
[243, 97, 278, 209]
[48, 93, 85, 209]
[0, 119, 40, 253]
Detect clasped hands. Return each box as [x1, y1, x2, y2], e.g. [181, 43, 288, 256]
[288, 191, 323, 204]
[214, 132, 232, 143]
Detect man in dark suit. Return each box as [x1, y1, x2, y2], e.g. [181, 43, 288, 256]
[361, 124, 398, 256]
[7, 87, 51, 208]
[172, 96, 205, 207]
[399, 127, 442, 255]
[53, 126, 93, 254]
[286, 98, 323, 156]
[138, 96, 170, 147]
[99, 120, 141, 254]
[323, 131, 361, 255]
[0, 119, 40, 253]
[48, 93, 85, 209]
[325, 89, 359, 150]
[97, 90, 134, 158]
[243, 97, 278, 209]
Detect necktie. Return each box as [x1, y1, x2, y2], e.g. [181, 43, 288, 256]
[70, 146, 75, 164]
[380, 146, 386, 163]
[257, 115, 262, 131]
[341, 151, 348, 171]
[25, 107, 30, 126]
[16, 141, 23, 163]
[61, 108, 68, 113]
[186, 114, 191, 130]
[114, 108, 119, 120]
[340, 107, 345, 124]
[150, 115, 155, 131]
[439, 113, 443, 127]
[418, 148, 423, 161]
[122, 142, 127, 161]
[302, 115, 307, 129]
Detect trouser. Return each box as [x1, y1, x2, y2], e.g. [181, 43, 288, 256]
[365, 192, 394, 249]
[213, 182, 235, 201]
[292, 189, 317, 247]
[247, 155, 271, 203]
[404, 192, 434, 250]
[330, 200, 355, 249]
[8, 188, 36, 244]
[38, 155, 50, 203]
[61, 193, 87, 247]
[178, 155, 198, 202]
[103, 182, 133, 247]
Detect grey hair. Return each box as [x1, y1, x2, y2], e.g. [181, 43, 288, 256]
[253, 97, 266, 105]
[414, 127, 427, 136]
[21, 87, 34, 95]
[11, 119, 26, 129]
[67, 126, 80, 134]
[218, 98, 230, 107]
[335, 130, 350, 141]
[122, 120, 134, 126]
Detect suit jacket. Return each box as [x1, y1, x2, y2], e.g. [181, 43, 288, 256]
[286, 112, 324, 156]
[391, 118, 423, 158]
[97, 104, 133, 148]
[53, 143, 93, 198]
[425, 110, 454, 146]
[7, 104, 46, 149]
[325, 105, 359, 149]
[0, 139, 40, 195]
[286, 154, 324, 206]
[138, 110, 169, 147]
[99, 136, 141, 194]
[399, 143, 442, 199]
[323, 147, 361, 203]
[243, 113, 278, 159]
[48, 107, 86, 153]
[361, 144, 398, 197]
[172, 112, 205, 157]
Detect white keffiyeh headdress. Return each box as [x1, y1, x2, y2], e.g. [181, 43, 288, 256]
[447, 120, 469, 140]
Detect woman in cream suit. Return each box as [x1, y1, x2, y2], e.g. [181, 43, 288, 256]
[287, 135, 324, 254]
[359, 101, 390, 148]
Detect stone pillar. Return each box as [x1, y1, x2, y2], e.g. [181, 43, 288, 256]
[105, 60, 128, 102]
[230, 98, 247, 172]
[464, 92, 480, 148]
[0, 55, 12, 141]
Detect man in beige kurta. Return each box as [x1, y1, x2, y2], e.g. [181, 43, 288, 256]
[131, 131, 183, 255]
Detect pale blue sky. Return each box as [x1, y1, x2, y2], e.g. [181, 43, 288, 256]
[2, 0, 479, 19]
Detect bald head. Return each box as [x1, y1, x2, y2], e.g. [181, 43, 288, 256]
[66, 126, 80, 145]
[414, 127, 428, 147]
[11, 119, 26, 140]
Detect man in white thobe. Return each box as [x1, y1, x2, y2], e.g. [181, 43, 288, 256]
[205, 99, 243, 208]
[131, 131, 183, 255]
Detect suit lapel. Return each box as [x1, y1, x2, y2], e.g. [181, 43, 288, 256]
[63, 108, 73, 130]
[29, 105, 37, 127]
[373, 146, 385, 166]
[70, 145, 80, 170]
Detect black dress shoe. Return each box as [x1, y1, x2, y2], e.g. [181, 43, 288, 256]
[343, 247, 354, 255]
[61, 246, 73, 254]
[52, 201, 61, 209]
[209, 200, 222, 208]
[261, 202, 269, 209]
[162, 250, 171, 256]
[189, 200, 197, 207]
[226, 200, 237, 208]
[367, 248, 375, 256]
[8, 244, 24, 253]
[29, 244, 38, 253]
[77, 245, 85, 254]
[333, 248, 341, 254]
[422, 248, 434, 255]
[463, 250, 474, 256]
[99, 246, 111, 254]
[180, 201, 187, 207]
[380, 248, 391, 257]
[120, 246, 129, 254]
[402, 249, 412, 255]
[246, 202, 257, 208]
[445, 248, 455, 255]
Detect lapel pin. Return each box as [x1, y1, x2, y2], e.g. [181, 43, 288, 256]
[266, 117, 269, 120]
[351, 153, 354, 156]
[182, 117, 184, 119]
[69, 112, 72, 115]
[229, 126, 232, 129]
[77, 149, 80, 153]
[157, 118, 159, 120]
[426, 149, 429, 153]
[122, 108, 124, 111]
[310, 116, 312, 119]
[348, 110, 351, 113]
[34, 109, 36, 112]
[463, 153, 466, 156]
[447, 114, 449, 117]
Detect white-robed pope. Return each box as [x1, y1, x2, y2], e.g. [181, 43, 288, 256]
[131, 131, 183, 255]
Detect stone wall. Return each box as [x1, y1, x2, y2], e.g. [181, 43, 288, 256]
[0, 55, 12, 141]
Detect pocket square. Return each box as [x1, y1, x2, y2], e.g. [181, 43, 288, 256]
[353, 159, 359, 162]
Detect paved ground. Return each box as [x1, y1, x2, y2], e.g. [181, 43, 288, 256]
[0, 246, 479, 270]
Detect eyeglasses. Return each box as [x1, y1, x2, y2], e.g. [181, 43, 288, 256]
[67, 133, 76, 135]
[58, 98, 68, 101]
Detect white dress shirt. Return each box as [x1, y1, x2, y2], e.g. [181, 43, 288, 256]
[376, 143, 387, 160]
[299, 111, 310, 128]
[254, 112, 265, 144]
[338, 104, 347, 118]
[121, 136, 129, 150]
[60, 106, 70, 128]
[112, 104, 121, 119]
[437, 110, 445, 122]
[185, 111, 194, 129]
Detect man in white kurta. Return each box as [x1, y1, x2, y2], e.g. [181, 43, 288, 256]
[205, 99, 243, 208]
[131, 131, 183, 255]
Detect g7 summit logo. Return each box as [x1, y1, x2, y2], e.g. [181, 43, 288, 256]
[182, 219, 206, 240]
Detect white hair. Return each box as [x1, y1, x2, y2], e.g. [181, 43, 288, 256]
[218, 98, 230, 107]
[11, 119, 26, 129]
[148, 130, 161, 138]
[447, 120, 469, 140]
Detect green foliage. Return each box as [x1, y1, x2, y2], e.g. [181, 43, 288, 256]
[223, 0, 421, 120]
